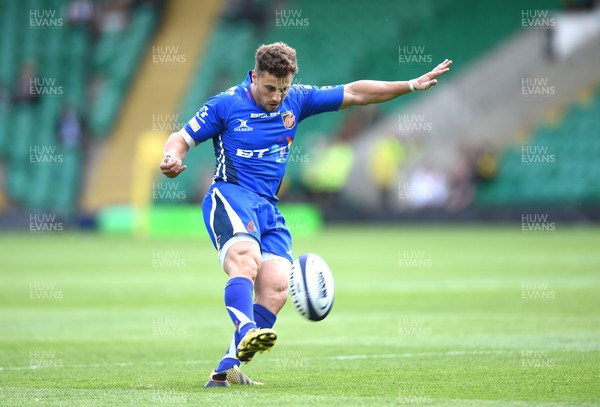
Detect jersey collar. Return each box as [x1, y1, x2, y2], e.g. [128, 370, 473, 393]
[242, 70, 255, 103]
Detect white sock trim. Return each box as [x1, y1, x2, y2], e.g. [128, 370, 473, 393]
[226, 306, 255, 333]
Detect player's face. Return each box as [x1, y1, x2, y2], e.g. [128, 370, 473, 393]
[251, 70, 293, 112]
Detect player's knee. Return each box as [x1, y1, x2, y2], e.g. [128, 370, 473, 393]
[224, 245, 262, 281]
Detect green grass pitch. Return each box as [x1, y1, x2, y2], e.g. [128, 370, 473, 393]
[1, 225, 599, 406]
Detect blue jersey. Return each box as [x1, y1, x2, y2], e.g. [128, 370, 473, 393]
[183, 71, 344, 203]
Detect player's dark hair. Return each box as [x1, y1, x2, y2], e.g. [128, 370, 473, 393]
[254, 42, 298, 78]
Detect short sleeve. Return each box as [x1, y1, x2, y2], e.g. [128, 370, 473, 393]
[296, 85, 344, 122]
[183, 95, 227, 144]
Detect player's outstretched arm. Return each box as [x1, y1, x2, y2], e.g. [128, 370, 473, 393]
[160, 130, 190, 178]
[339, 59, 452, 110]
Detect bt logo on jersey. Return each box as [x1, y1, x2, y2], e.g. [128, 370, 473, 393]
[236, 148, 270, 158]
[237, 137, 293, 162]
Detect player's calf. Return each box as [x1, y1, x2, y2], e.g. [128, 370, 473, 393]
[254, 256, 292, 314]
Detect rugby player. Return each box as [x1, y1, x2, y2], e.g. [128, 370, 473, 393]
[160, 42, 451, 387]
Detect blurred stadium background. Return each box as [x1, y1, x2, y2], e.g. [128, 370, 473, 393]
[0, 0, 598, 230]
[1, 0, 600, 405]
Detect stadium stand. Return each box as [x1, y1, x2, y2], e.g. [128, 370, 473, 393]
[83, 0, 221, 213]
[0, 0, 591, 219]
[0, 0, 159, 216]
[476, 88, 600, 205]
[88, 3, 157, 137]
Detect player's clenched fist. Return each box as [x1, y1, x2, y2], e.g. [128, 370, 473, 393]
[160, 155, 187, 178]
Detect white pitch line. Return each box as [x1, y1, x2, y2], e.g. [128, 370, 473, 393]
[0, 350, 520, 372]
[328, 350, 516, 360]
[0, 359, 215, 372]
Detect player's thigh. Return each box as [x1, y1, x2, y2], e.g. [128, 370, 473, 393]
[222, 237, 262, 280]
[258, 203, 293, 263]
[202, 183, 262, 268]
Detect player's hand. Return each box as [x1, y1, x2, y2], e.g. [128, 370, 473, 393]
[412, 59, 453, 91]
[160, 155, 187, 178]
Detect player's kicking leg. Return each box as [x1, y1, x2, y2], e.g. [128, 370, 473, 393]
[204, 248, 290, 388]
[204, 240, 278, 388]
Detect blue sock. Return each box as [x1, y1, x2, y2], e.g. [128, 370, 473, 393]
[215, 331, 240, 372]
[215, 277, 256, 373]
[253, 303, 276, 329]
[224, 277, 257, 339]
[215, 304, 277, 372]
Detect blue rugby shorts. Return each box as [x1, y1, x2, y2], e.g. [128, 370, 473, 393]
[201, 181, 293, 265]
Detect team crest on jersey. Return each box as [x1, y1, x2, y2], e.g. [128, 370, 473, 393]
[281, 110, 296, 129]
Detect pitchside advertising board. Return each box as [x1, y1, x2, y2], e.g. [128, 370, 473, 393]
[97, 203, 323, 238]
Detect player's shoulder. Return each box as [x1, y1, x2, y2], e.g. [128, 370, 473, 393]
[205, 85, 247, 116]
[290, 84, 314, 95]
[290, 84, 340, 95]
[210, 86, 243, 103]
[219, 85, 241, 97]
[285, 84, 313, 105]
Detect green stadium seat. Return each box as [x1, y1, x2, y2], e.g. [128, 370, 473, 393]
[477, 85, 600, 205]
[0, 1, 158, 216]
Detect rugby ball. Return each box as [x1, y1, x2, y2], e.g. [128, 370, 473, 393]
[289, 253, 335, 321]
